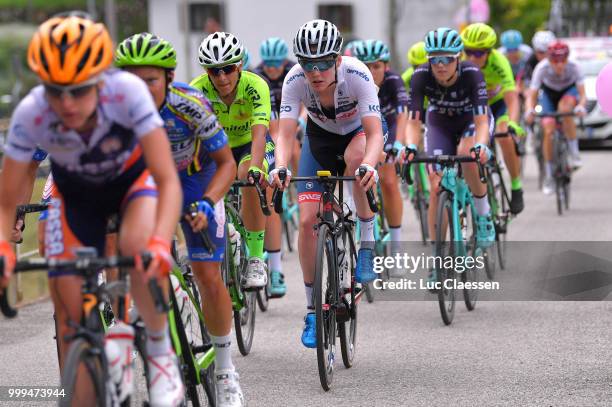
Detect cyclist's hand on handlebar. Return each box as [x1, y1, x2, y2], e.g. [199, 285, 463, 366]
[186, 199, 215, 232]
[470, 143, 491, 165]
[508, 120, 526, 137]
[524, 109, 535, 126]
[10, 218, 24, 244]
[574, 105, 587, 118]
[139, 236, 172, 279]
[248, 166, 267, 186]
[268, 167, 292, 189]
[402, 143, 418, 163]
[0, 241, 16, 289]
[355, 163, 378, 190]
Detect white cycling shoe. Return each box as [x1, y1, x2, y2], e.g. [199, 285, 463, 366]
[243, 257, 268, 288]
[215, 369, 245, 407]
[147, 353, 185, 407]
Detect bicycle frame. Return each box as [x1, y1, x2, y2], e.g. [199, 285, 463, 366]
[439, 165, 475, 256]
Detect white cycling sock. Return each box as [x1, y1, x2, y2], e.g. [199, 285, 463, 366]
[546, 162, 553, 178]
[568, 139, 579, 155]
[211, 334, 234, 371]
[305, 283, 314, 309]
[389, 226, 401, 242]
[473, 194, 490, 217]
[268, 250, 281, 272]
[146, 327, 172, 357]
[359, 216, 375, 242]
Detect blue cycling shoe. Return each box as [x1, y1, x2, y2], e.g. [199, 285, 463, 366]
[269, 270, 286, 298]
[301, 312, 316, 348]
[476, 214, 496, 248]
[356, 247, 377, 283]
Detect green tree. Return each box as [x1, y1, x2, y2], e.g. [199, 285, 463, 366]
[488, 0, 551, 45]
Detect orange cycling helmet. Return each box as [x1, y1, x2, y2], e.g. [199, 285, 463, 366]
[28, 16, 113, 85]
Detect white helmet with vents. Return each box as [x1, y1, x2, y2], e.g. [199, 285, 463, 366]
[198, 31, 244, 67]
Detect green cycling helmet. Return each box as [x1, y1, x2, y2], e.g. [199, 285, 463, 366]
[407, 41, 427, 66]
[461, 23, 497, 49]
[115, 32, 177, 69]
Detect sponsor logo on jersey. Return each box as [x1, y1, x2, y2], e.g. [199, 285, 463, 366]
[346, 68, 370, 82]
[280, 105, 292, 113]
[175, 102, 203, 120]
[245, 84, 262, 109]
[298, 192, 321, 203]
[286, 72, 305, 85]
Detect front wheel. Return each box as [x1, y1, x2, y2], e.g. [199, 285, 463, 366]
[314, 223, 337, 391]
[59, 338, 106, 407]
[435, 190, 455, 326]
[462, 202, 480, 311]
[339, 227, 358, 369]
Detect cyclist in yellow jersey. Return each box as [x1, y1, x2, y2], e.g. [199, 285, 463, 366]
[190, 32, 274, 289]
[461, 23, 525, 215]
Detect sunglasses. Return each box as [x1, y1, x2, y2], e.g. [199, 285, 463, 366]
[427, 55, 457, 65]
[263, 59, 284, 68]
[298, 58, 336, 72]
[44, 80, 98, 99]
[464, 49, 489, 58]
[207, 63, 240, 76]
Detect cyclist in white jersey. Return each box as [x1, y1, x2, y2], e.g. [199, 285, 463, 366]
[269, 20, 385, 348]
[524, 40, 586, 194]
[0, 16, 183, 406]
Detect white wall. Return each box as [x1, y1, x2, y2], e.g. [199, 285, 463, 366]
[148, 0, 461, 81]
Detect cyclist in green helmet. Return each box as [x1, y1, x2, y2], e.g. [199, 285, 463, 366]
[116, 32, 245, 406]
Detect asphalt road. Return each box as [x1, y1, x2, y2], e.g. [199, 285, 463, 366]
[1, 150, 612, 406]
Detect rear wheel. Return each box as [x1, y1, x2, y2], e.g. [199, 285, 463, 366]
[59, 338, 106, 407]
[435, 191, 455, 326]
[314, 223, 336, 391]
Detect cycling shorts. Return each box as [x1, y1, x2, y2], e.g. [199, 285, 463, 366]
[45, 169, 158, 277]
[179, 165, 225, 263]
[231, 133, 275, 174]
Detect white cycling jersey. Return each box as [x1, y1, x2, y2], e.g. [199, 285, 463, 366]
[279, 56, 381, 135]
[5, 69, 163, 184]
[529, 59, 584, 92]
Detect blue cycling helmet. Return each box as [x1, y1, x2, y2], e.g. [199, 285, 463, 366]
[501, 30, 523, 50]
[242, 48, 250, 70]
[424, 27, 463, 54]
[352, 39, 390, 63]
[260, 37, 288, 62]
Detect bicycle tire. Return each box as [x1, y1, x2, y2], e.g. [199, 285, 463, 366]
[314, 223, 336, 391]
[339, 227, 358, 369]
[233, 234, 256, 356]
[485, 167, 501, 278]
[59, 338, 106, 407]
[256, 284, 270, 312]
[0, 288, 17, 318]
[496, 168, 509, 271]
[435, 190, 455, 326]
[462, 201, 480, 311]
[414, 167, 430, 245]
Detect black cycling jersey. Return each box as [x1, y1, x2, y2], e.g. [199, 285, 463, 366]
[254, 60, 296, 115]
[378, 69, 408, 145]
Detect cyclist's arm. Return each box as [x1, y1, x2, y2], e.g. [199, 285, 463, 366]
[498, 52, 520, 123]
[206, 144, 237, 202]
[524, 88, 538, 114]
[249, 124, 267, 171]
[20, 160, 40, 205]
[0, 158, 30, 242]
[576, 83, 587, 109]
[361, 115, 384, 167]
[405, 118, 422, 147]
[391, 72, 409, 145]
[503, 89, 520, 123]
[474, 114, 490, 146]
[405, 67, 426, 147]
[248, 75, 272, 172]
[141, 128, 182, 242]
[275, 118, 298, 169]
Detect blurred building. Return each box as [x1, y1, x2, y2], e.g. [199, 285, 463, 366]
[148, 0, 457, 82]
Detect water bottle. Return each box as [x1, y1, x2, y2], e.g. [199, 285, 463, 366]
[228, 223, 241, 267]
[170, 274, 192, 344]
[104, 321, 135, 402]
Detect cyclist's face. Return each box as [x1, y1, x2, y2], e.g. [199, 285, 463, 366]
[366, 61, 386, 86]
[124, 66, 170, 109]
[303, 57, 340, 93]
[262, 60, 286, 80]
[550, 58, 568, 75]
[429, 55, 458, 83]
[506, 49, 521, 64]
[208, 63, 241, 97]
[45, 81, 99, 131]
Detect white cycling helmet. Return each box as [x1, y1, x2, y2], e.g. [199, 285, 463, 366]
[293, 19, 343, 59]
[532, 30, 556, 52]
[198, 31, 244, 68]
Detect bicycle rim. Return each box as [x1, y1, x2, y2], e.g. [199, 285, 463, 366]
[234, 232, 256, 356]
[435, 191, 455, 326]
[339, 227, 358, 369]
[315, 223, 336, 391]
[59, 338, 106, 407]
